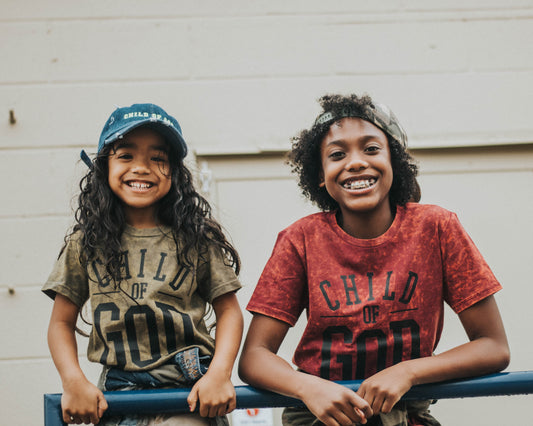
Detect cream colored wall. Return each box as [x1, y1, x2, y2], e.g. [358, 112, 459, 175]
[1, 2, 532, 424]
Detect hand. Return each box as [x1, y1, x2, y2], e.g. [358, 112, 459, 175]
[187, 370, 237, 418]
[357, 363, 414, 415]
[61, 376, 108, 424]
[299, 374, 372, 426]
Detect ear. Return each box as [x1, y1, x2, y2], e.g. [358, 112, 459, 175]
[318, 168, 325, 187]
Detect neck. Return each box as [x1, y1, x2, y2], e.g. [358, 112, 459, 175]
[124, 206, 159, 229]
[338, 205, 395, 239]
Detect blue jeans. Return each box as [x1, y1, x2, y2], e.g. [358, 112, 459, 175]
[99, 347, 226, 426]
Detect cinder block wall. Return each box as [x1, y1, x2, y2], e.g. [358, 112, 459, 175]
[1, 2, 532, 424]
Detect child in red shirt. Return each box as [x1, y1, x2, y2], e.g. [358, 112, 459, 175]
[239, 93, 509, 426]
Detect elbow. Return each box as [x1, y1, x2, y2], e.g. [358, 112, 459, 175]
[496, 346, 511, 371]
[237, 351, 251, 384]
[238, 346, 260, 385]
[488, 341, 511, 373]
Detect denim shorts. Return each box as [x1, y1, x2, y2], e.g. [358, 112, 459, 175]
[98, 347, 228, 426]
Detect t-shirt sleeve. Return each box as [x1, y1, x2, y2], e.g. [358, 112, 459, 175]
[440, 212, 502, 313]
[246, 228, 308, 326]
[41, 235, 89, 308]
[196, 243, 241, 303]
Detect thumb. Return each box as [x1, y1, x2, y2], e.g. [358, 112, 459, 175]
[187, 384, 199, 412]
[98, 393, 108, 417]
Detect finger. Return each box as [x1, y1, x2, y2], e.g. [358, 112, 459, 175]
[64, 412, 78, 425]
[354, 407, 369, 424]
[227, 399, 236, 414]
[381, 395, 398, 414]
[221, 404, 230, 416]
[208, 404, 219, 418]
[91, 413, 100, 425]
[199, 403, 209, 418]
[356, 401, 373, 419]
[319, 414, 340, 426]
[211, 404, 223, 418]
[356, 401, 374, 422]
[334, 411, 358, 426]
[348, 391, 373, 420]
[187, 388, 199, 412]
[371, 395, 385, 415]
[98, 394, 109, 414]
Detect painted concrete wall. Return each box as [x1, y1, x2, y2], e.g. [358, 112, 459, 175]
[1, 2, 532, 424]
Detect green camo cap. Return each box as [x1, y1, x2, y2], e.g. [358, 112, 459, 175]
[314, 102, 408, 147]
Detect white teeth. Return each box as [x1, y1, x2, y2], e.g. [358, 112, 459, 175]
[129, 182, 152, 189]
[344, 178, 376, 190]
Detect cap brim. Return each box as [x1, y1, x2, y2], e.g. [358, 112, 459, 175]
[104, 121, 187, 159]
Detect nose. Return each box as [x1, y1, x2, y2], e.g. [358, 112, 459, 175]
[345, 151, 369, 172]
[131, 157, 151, 174]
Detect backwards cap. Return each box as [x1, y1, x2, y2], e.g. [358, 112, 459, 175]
[314, 101, 408, 147]
[81, 103, 187, 168]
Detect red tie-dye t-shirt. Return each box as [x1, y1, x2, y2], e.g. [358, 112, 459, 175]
[247, 203, 501, 381]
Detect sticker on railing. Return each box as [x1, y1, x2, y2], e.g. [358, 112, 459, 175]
[232, 407, 274, 425]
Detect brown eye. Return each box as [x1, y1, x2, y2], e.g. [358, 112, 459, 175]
[329, 151, 345, 160]
[365, 145, 380, 153]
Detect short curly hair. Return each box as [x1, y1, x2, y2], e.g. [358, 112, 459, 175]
[288, 93, 419, 211]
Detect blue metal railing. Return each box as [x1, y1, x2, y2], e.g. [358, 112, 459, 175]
[44, 371, 533, 426]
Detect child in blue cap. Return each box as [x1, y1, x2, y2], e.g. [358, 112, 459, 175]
[44, 104, 243, 425]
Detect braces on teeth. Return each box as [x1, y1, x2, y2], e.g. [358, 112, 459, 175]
[347, 179, 374, 190]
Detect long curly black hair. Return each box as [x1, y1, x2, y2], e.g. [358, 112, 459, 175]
[63, 134, 240, 288]
[289, 93, 419, 211]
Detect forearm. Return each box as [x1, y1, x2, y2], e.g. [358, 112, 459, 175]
[48, 295, 108, 423]
[209, 293, 243, 377]
[239, 342, 318, 400]
[239, 314, 373, 423]
[403, 335, 510, 387]
[358, 296, 509, 415]
[48, 320, 87, 384]
[187, 293, 242, 416]
[408, 296, 509, 386]
[47, 294, 88, 385]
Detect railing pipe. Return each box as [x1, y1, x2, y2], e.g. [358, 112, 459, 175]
[44, 371, 533, 426]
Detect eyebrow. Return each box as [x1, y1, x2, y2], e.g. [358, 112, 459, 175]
[325, 135, 384, 147]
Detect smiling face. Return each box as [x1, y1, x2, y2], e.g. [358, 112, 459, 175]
[107, 127, 172, 227]
[320, 117, 394, 237]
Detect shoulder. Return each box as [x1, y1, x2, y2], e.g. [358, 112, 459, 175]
[398, 203, 470, 245]
[401, 203, 456, 225]
[60, 230, 85, 256]
[279, 211, 332, 237]
[64, 229, 83, 242]
[266, 212, 336, 259]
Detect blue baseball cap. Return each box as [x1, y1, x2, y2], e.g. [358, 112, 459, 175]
[81, 103, 187, 168]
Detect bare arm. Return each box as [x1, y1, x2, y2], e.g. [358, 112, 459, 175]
[239, 313, 372, 426]
[187, 292, 243, 417]
[48, 294, 108, 424]
[357, 295, 510, 414]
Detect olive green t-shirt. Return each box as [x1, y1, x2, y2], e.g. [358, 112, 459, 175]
[43, 225, 241, 371]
